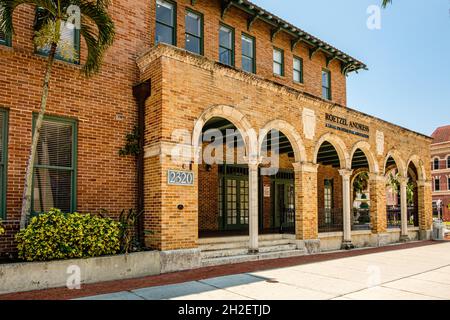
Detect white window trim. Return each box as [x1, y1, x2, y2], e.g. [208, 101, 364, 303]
[432, 156, 441, 170]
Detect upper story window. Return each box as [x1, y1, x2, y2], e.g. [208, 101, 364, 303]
[156, 0, 176, 45]
[241, 34, 255, 74]
[0, 5, 10, 46]
[434, 158, 440, 170]
[185, 10, 203, 55]
[322, 69, 331, 100]
[435, 177, 440, 191]
[293, 56, 303, 83]
[35, 8, 80, 63]
[273, 48, 284, 76]
[447, 156, 450, 169]
[33, 116, 77, 214]
[219, 24, 234, 66]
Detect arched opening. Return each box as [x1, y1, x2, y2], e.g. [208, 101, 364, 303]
[259, 129, 296, 234]
[198, 117, 250, 238]
[407, 162, 420, 227]
[351, 149, 371, 230]
[385, 156, 402, 229]
[316, 141, 343, 233]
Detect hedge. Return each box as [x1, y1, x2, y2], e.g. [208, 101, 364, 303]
[16, 209, 121, 262]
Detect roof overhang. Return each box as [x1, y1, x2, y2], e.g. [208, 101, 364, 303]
[214, 0, 368, 75]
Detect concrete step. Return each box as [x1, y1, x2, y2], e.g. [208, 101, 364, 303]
[202, 249, 306, 268]
[201, 243, 298, 259]
[198, 234, 284, 245]
[199, 239, 293, 252]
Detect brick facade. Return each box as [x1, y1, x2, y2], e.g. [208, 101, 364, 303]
[431, 126, 450, 221]
[0, 0, 433, 254]
[0, 2, 152, 254]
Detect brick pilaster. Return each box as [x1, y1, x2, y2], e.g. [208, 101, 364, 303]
[369, 173, 387, 234]
[293, 162, 319, 240]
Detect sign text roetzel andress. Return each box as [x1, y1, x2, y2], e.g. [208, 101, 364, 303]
[325, 113, 370, 133]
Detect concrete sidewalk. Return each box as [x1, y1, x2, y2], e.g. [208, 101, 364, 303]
[79, 242, 450, 300]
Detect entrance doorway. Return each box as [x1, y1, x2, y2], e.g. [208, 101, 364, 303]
[219, 165, 249, 230]
[271, 171, 295, 234]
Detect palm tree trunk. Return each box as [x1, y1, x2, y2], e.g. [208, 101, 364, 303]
[20, 42, 58, 229]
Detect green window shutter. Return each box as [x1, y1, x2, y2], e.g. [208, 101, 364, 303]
[32, 117, 77, 214]
[0, 110, 8, 219]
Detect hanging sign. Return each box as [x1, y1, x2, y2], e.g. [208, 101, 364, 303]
[167, 170, 195, 186]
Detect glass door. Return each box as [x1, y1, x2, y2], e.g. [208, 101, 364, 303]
[219, 165, 250, 231]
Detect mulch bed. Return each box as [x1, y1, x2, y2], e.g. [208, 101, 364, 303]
[0, 240, 442, 300]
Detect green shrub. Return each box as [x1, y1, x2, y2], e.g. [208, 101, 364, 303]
[0, 220, 5, 236]
[16, 209, 121, 262]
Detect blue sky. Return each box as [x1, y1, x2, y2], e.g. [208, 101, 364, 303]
[252, 0, 450, 136]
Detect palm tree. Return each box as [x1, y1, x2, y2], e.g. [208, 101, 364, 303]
[382, 0, 392, 8]
[0, 0, 115, 229]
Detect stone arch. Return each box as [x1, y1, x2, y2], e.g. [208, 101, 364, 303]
[258, 119, 307, 163]
[384, 149, 407, 177]
[313, 133, 350, 169]
[192, 105, 258, 163]
[406, 155, 426, 181]
[350, 141, 379, 174]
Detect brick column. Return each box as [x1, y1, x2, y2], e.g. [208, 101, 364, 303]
[293, 162, 319, 240]
[369, 173, 387, 234]
[144, 144, 199, 251]
[417, 179, 433, 238]
[399, 176, 409, 241]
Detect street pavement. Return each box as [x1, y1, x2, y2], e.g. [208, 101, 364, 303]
[78, 242, 450, 300]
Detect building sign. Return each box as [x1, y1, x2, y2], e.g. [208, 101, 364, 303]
[168, 170, 195, 186]
[325, 113, 370, 139]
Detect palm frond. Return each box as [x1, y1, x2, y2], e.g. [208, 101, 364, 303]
[0, 0, 57, 35]
[382, 0, 392, 8]
[68, 0, 115, 76]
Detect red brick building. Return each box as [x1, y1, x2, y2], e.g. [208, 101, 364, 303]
[0, 0, 433, 264]
[431, 126, 450, 221]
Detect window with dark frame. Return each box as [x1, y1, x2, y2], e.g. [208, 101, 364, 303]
[293, 56, 303, 83]
[241, 34, 255, 74]
[447, 156, 450, 169]
[324, 179, 333, 224]
[273, 48, 284, 76]
[32, 117, 77, 214]
[435, 178, 440, 192]
[219, 24, 234, 66]
[185, 10, 203, 55]
[448, 176, 450, 190]
[434, 158, 440, 170]
[0, 5, 10, 46]
[322, 69, 331, 100]
[156, 0, 176, 45]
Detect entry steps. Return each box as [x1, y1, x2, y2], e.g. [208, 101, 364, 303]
[199, 234, 306, 267]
